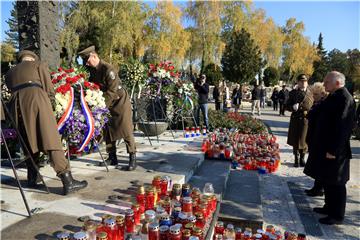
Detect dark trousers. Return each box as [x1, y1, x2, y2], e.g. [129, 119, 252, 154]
[312, 179, 324, 191]
[323, 183, 346, 220]
[215, 101, 221, 111]
[273, 101, 278, 111]
[279, 102, 285, 115]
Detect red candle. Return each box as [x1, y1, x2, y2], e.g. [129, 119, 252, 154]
[132, 203, 141, 226]
[215, 221, 225, 235]
[148, 222, 160, 240]
[160, 178, 168, 197]
[146, 187, 155, 210]
[136, 186, 146, 214]
[169, 225, 182, 240]
[159, 225, 169, 240]
[152, 176, 161, 191]
[182, 197, 193, 215]
[125, 209, 135, 233]
[115, 216, 125, 240]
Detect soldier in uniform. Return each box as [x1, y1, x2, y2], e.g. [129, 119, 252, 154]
[286, 74, 314, 167]
[78, 46, 137, 171]
[5, 50, 88, 195]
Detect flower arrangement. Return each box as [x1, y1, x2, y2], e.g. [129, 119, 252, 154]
[120, 59, 147, 98]
[145, 61, 180, 98]
[172, 79, 197, 112]
[50, 67, 110, 153]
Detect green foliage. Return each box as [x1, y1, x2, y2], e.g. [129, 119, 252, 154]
[263, 66, 279, 87]
[4, 2, 18, 49]
[221, 28, 264, 84]
[310, 33, 330, 83]
[0, 42, 16, 63]
[202, 63, 222, 85]
[208, 109, 267, 134]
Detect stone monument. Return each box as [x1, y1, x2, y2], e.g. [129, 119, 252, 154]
[17, 1, 60, 69]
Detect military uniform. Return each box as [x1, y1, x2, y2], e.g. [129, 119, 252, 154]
[286, 77, 313, 167]
[78, 46, 136, 170]
[5, 50, 87, 194]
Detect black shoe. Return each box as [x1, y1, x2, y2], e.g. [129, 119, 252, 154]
[305, 188, 324, 197]
[313, 207, 328, 215]
[294, 162, 299, 167]
[27, 162, 42, 188]
[125, 153, 137, 171]
[98, 152, 118, 166]
[59, 172, 88, 195]
[319, 216, 343, 225]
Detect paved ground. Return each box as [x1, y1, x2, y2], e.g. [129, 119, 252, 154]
[252, 107, 360, 240]
[1, 104, 359, 239]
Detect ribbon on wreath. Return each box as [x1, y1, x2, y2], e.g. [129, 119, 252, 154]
[184, 95, 194, 110]
[78, 84, 95, 152]
[57, 87, 74, 134]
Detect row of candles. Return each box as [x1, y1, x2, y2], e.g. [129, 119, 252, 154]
[213, 222, 307, 240]
[57, 176, 217, 240]
[184, 127, 207, 138]
[201, 129, 280, 173]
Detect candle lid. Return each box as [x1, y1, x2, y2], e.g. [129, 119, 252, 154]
[116, 215, 125, 224]
[73, 231, 87, 240]
[159, 225, 169, 232]
[182, 184, 190, 189]
[149, 222, 159, 231]
[138, 185, 145, 194]
[96, 232, 107, 240]
[182, 229, 191, 237]
[173, 183, 181, 189]
[104, 218, 116, 227]
[56, 231, 70, 239]
[192, 227, 202, 234]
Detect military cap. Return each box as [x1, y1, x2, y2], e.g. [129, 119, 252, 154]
[17, 50, 39, 62]
[78, 45, 96, 58]
[297, 74, 308, 81]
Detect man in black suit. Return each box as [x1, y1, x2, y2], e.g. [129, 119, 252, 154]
[312, 71, 355, 225]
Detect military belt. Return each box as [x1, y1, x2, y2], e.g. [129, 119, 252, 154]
[11, 82, 42, 92]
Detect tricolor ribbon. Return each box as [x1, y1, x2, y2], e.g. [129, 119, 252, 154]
[185, 95, 194, 110]
[78, 84, 95, 152]
[57, 87, 74, 134]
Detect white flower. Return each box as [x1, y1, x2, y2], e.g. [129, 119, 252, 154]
[178, 88, 183, 94]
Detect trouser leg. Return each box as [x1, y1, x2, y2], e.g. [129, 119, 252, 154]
[48, 150, 70, 176]
[201, 104, 209, 129]
[324, 183, 346, 220]
[123, 134, 136, 154]
[195, 106, 201, 126]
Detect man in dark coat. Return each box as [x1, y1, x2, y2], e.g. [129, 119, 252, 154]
[79, 46, 136, 171]
[5, 50, 87, 195]
[278, 85, 288, 116]
[213, 81, 223, 111]
[194, 74, 209, 129]
[286, 74, 313, 167]
[251, 84, 261, 115]
[311, 71, 355, 225]
[271, 88, 279, 111]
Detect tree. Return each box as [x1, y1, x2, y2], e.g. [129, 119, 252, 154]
[146, 1, 190, 66]
[203, 63, 222, 85]
[281, 18, 318, 82]
[328, 49, 350, 75]
[186, 1, 224, 71]
[310, 33, 329, 83]
[347, 49, 360, 90]
[263, 66, 280, 87]
[221, 28, 264, 84]
[4, 2, 18, 49]
[0, 42, 16, 63]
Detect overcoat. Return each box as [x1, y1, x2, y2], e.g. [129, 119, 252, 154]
[305, 87, 355, 185]
[5, 61, 63, 153]
[286, 88, 313, 150]
[90, 60, 133, 141]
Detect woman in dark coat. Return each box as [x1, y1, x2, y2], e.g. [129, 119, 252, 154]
[232, 84, 242, 113]
[304, 82, 328, 196]
[271, 88, 279, 111]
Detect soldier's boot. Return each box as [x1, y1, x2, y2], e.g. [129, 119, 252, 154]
[294, 153, 299, 167]
[26, 155, 42, 188]
[299, 152, 306, 167]
[99, 151, 118, 166]
[59, 171, 88, 195]
[121, 153, 137, 171]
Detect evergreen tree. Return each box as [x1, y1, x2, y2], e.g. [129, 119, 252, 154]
[310, 33, 329, 83]
[263, 66, 280, 87]
[203, 63, 222, 85]
[4, 2, 18, 50]
[221, 28, 264, 84]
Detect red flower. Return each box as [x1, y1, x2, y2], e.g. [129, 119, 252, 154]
[62, 73, 67, 77]
[58, 67, 63, 72]
[50, 72, 56, 75]
[169, 66, 174, 71]
[84, 81, 91, 88]
[57, 75, 63, 81]
[170, 72, 175, 77]
[69, 68, 74, 73]
[66, 77, 73, 84]
[79, 73, 85, 79]
[93, 83, 100, 90]
[52, 79, 58, 84]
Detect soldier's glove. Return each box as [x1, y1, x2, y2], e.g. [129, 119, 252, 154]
[293, 103, 299, 111]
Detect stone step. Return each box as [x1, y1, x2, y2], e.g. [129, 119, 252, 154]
[218, 170, 263, 231]
[187, 159, 231, 240]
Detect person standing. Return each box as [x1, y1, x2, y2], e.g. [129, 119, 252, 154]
[232, 84, 242, 113]
[5, 50, 87, 195]
[286, 74, 313, 167]
[278, 85, 289, 116]
[251, 84, 261, 115]
[213, 81, 223, 111]
[194, 74, 209, 129]
[271, 87, 279, 111]
[311, 71, 355, 225]
[303, 82, 328, 197]
[260, 85, 266, 108]
[78, 46, 137, 171]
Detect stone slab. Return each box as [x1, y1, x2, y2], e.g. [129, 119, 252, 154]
[219, 170, 263, 231]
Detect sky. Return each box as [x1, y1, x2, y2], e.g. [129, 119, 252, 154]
[1, 0, 359, 52]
